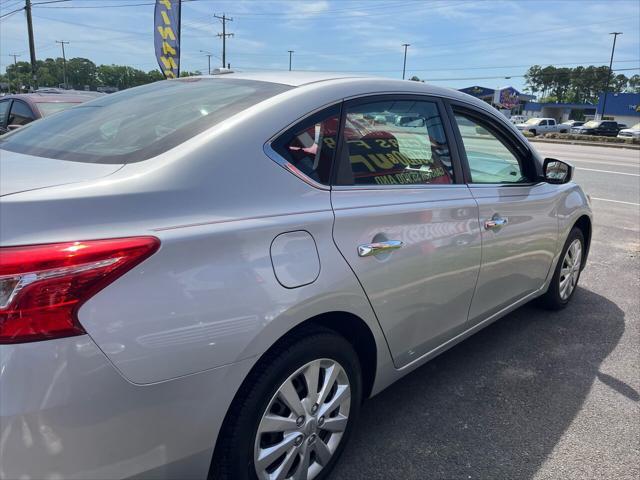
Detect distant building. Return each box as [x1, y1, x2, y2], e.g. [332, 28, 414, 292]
[522, 101, 596, 122]
[459, 85, 535, 116]
[596, 92, 640, 125]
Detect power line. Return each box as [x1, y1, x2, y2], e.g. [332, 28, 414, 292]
[0, 5, 23, 19]
[228, 66, 640, 82]
[31, 0, 70, 5]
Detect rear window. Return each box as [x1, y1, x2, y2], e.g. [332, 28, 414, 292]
[35, 102, 80, 117]
[0, 78, 290, 163]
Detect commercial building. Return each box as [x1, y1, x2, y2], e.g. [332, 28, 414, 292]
[458, 85, 534, 116]
[596, 92, 640, 125]
[521, 101, 596, 122]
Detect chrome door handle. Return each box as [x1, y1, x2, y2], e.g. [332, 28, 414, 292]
[357, 240, 404, 257]
[485, 216, 508, 230]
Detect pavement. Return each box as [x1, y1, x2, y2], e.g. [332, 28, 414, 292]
[332, 143, 640, 480]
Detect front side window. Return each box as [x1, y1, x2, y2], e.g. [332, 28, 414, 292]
[271, 106, 340, 185]
[0, 78, 290, 163]
[539, 120, 548, 126]
[454, 113, 528, 184]
[8, 101, 35, 126]
[339, 99, 453, 186]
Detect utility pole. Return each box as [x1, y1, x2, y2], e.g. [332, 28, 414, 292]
[402, 43, 410, 80]
[8, 54, 21, 93]
[25, 0, 37, 90]
[600, 32, 622, 120]
[56, 40, 70, 89]
[214, 14, 233, 68]
[199, 50, 213, 75]
[288, 50, 294, 71]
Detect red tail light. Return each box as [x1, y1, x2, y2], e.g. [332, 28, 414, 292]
[0, 237, 160, 344]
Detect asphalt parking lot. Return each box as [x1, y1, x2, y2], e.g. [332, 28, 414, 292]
[333, 143, 640, 480]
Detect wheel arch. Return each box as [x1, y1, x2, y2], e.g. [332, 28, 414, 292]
[573, 214, 592, 268]
[209, 310, 378, 478]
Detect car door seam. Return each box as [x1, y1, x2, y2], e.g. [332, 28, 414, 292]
[328, 188, 397, 366]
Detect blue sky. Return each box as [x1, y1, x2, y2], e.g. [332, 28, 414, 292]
[1, 0, 639, 91]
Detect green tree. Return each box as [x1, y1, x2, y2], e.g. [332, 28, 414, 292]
[66, 58, 97, 89]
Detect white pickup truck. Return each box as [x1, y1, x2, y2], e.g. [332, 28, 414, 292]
[515, 117, 569, 136]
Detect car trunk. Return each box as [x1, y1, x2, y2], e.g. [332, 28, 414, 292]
[0, 150, 124, 197]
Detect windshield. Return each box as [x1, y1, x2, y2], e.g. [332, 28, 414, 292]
[525, 118, 540, 125]
[583, 121, 600, 128]
[0, 78, 290, 163]
[631, 123, 640, 130]
[35, 102, 80, 117]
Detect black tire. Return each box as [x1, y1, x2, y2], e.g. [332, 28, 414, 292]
[210, 326, 362, 480]
[539, 227, 585, 310]
[530, 129, 537, 136]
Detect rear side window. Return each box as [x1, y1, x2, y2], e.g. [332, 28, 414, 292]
[338, 99, 453, 186]
[0, 100, 10, 126]
[271, 105, 340, 185]
[0, 78, 290, 163]
[8, 101, 35, 126]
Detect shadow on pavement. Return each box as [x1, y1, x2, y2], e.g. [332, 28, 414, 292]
[332, 287, 626, 479]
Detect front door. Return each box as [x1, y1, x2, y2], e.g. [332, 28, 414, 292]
[331, 96, 482, 368]
[450, 107, 559, 324]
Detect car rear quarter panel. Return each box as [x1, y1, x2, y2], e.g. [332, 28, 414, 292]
[0, 335, 255, 480]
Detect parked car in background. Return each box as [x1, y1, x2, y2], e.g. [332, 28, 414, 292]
[0, 73, 592, 480]
[509, 114, 527, 125]
[0, 92, 95, 134]
[562, 120, 584, 128]
[617, 122, 640, 139]
[571, 120, 622, 136]
[515, 117, 569, 135]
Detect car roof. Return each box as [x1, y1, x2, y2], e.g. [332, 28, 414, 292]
[201, 71, 371, 87]
[189, 71, 485, 106]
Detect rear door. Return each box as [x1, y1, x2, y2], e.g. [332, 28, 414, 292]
[331, 95, 482, 368]
[538, 119, 548, 132]
[448, 103, 559, 324]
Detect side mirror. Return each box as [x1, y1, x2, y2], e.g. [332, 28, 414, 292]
[543, 158, 573, 184]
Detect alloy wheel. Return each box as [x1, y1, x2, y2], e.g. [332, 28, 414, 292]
[559, 239, 582, 300]
[253, 358, 351, 480]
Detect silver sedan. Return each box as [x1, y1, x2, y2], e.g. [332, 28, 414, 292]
[0, 72, 592, 480]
